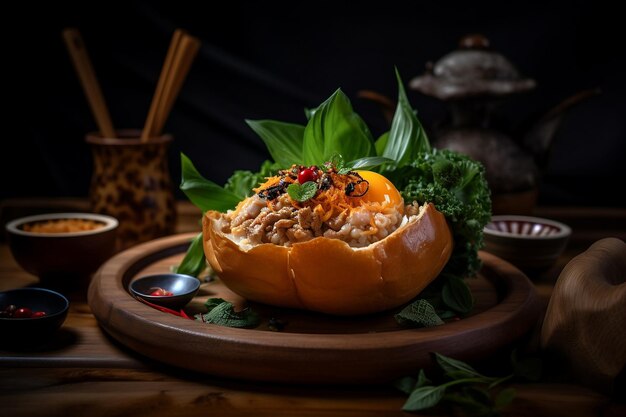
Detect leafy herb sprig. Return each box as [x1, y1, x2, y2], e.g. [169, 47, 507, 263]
[195, 298, 260, 328]
[287, 181, 317, 202]
[395, 274, 474, 327]
[397, 351, 542, 416]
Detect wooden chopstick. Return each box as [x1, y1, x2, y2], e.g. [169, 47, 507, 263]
[62, 28, 116, 138]
[141, 29, 185, 142]
[141, 30, 201, 142]
[153, 33, 201, 137]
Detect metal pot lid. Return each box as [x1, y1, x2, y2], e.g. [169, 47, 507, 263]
[409, 34, 536, 100]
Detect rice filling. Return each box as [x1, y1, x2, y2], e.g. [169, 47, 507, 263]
[220, 194, 422, 248]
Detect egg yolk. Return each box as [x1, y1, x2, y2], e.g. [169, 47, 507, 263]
[356, 170, 404, 210]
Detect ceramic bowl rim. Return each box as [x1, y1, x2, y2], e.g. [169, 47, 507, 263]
[0, 287, 70, 321]
[129, 273, 201, 300]
[6, 213, 118, 238]
[484, 215, 572, 240]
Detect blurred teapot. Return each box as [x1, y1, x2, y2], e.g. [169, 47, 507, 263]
[361, 34, 598, 214]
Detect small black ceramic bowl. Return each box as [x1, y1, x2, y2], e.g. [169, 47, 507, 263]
[0, 288, 69, 348]
[129, 273, 200, 311]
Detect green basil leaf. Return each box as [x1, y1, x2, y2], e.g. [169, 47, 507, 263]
[434, 353, 491, 381]
[375, 131, 389, 155]
[174, 232, 206, 277]
[302, 89, 375, 166]
[196, 300, 260, 328]
[416, 369, 432, 388]
[180, 153, 241, 212]
[442, 276, 474, 315]
[347, 156, 395, 171]
[395, 299, 444, 327]
[287, 181, 317, 202]
[402, 385, 446, 412]
[245, 119, 305, 166]
[382, 68, 430, 167]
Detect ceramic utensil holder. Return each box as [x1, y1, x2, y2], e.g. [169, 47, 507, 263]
[86, 129, 177, 249]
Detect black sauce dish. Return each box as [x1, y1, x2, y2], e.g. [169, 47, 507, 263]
[0, 287, 70, 348]
[129, 273, 200, 311]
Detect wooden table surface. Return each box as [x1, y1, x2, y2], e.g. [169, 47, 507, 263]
[1, 199, 625, 417]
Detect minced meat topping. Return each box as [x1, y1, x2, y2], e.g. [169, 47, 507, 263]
[220, 164, 420, 248]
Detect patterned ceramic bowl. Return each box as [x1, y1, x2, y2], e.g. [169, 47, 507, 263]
[483, 215, 572, 272]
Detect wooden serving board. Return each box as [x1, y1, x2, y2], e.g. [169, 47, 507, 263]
[88, 233, 541, 385]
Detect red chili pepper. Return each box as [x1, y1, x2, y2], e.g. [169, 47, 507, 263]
[149, 287, 174, 297]
[136, 297, 192, 319]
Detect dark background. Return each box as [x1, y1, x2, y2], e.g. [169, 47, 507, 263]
[4, 0, 626, 207]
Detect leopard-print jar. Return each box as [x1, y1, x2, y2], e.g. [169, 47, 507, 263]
[86, 130, 177, 249]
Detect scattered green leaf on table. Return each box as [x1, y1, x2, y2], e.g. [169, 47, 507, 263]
[402, 385, 446, 412]
[435, 353, 494, 382]
[397, 352, 523, 415]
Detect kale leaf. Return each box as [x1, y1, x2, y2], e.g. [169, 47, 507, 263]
[395, 149, 492, 278]
[224, 160, 281, 199]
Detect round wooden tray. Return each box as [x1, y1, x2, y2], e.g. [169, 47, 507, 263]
[88, 233, 541, 384]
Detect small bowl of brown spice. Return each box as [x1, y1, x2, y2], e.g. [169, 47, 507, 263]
[5, 213, 118, 286]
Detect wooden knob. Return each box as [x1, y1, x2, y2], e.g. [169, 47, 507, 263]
[459, 34, 490, 49]
[541, 238, 626, 394]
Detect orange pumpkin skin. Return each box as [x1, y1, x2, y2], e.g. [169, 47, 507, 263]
[203, 203, 453, 315]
